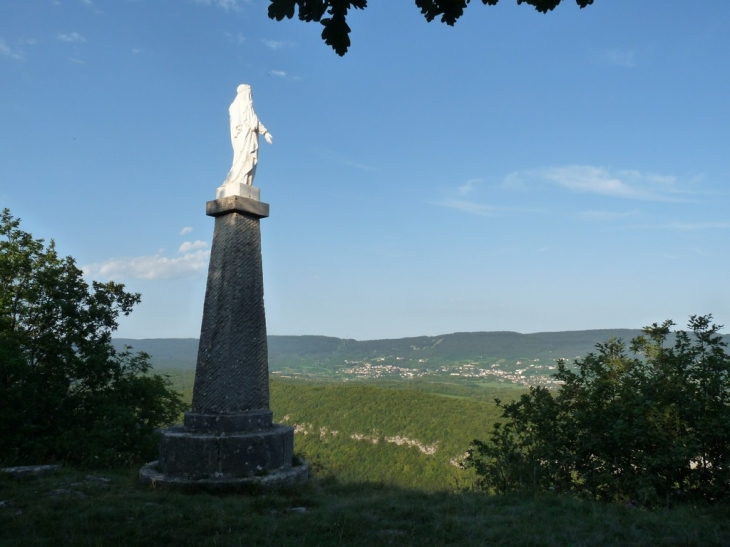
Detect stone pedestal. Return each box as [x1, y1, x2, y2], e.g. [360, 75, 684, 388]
[216, 183, 260, 201]
[140, 194, 307, 491]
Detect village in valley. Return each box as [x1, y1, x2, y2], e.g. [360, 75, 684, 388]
[272, 356, 574, 388]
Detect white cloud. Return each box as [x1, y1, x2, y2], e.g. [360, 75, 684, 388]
[661, 222, 730, 230]
[544, 166, 640, 198]
[178, 240, 207, 253]
[58, 32, 86, 43]
[224, 32, 246, 45]
[268, 69, 301, 81]
[194, 0, 241, 11]
[0, 39, 25, 60]
[434, 179, 544, 217]
[577, 210, 639, 221]
[601, 48, 635, 67]
[81, 0, 93, 5]
[458, 178, 480, 196]
[433, 199, 495, 216]
[503, 173, 523, 190]
[84, 249, 210, 280]
[317, 149, 378, 172]
[263, 39, 290, 50]
[85, 234, 214, 280]
[514, 165, 682, 201]
[618, 169, 676, 186]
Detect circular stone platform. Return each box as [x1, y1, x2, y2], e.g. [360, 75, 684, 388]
[139, 458, 309, 493]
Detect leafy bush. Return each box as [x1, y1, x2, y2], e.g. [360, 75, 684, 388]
[465, 316, 730, 506]
[0, 209, 186, 467]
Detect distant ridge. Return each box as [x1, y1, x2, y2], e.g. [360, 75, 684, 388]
[113, 329, 653, 371]
[112, 338, 199, 370]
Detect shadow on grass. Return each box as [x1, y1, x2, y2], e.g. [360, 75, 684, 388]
[1, 467, 729, 547]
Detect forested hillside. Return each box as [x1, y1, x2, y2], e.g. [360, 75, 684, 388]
[270, 380, 520, 490]
[115, 328, 666, 386]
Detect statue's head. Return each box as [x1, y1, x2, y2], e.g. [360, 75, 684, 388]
[236, 84, 252, 98]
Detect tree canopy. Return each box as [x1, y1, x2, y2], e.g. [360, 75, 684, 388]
[0, 209, 186, 467]
[465, 316, 730, 506]
[268, 0, 597, 56]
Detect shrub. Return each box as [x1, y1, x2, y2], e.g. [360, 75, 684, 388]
[465, 316, 730, 506]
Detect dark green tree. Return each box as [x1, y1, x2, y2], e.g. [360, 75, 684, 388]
[465, 316, 730, 506]
[0, 209, 186, 467]
[268, 0, 596, 56]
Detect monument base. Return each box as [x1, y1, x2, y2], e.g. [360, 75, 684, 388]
[140, 423, 308, 492]
[139, 458, 308, 493]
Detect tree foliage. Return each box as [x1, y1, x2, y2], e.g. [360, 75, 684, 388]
[465, 316, 730, 506]
[268, 0, 596, 56]
[0, 209, 186, 467]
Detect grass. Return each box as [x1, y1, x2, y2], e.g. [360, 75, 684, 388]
[2, 467, 730, 546]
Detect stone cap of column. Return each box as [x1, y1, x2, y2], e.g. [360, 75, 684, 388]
[206, 195, 270, 219]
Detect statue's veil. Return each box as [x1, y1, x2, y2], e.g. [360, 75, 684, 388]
[223, 84, 260, 185]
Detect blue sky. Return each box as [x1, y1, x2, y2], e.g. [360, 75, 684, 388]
[2, 0, 729, 340]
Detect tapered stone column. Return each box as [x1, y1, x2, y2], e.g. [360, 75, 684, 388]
[140, 193, 308, 491]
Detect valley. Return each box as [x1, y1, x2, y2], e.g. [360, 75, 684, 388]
[114, 328, 661, 387]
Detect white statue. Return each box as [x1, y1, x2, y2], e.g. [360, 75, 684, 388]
[218, 84, 273, 199]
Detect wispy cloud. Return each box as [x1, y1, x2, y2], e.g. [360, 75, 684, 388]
[268, 69, 301, 80]
[0, 38, 25, 60]
[577, 210, 639, 221]
[659, 221, 730, 230]
[433, 199, 496, 217]
[317, 149, 378, 172]
[661, 247, 712, 260]
[600, 48, 636, 67]
[58, 32, 86, 43]
[180, 226, 193, 235]
[511, 165, 683, 202]
[544, 166, 643, 198]
[84, 246, 210, 280]
[263, 39, 292, 50]
[458, 178, 480, 196]
[178, 240, 207, 253]
[433, 178, 546, 217]
[194, 0, 242, 11]
[224, 32, 246, 45]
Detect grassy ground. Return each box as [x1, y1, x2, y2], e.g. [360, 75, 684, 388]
[2, 467, 730, 547]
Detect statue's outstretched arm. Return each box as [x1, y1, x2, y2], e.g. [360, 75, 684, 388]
[257, 121, 273, 144]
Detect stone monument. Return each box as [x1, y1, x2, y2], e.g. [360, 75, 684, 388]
[140, 85, 307, 490]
